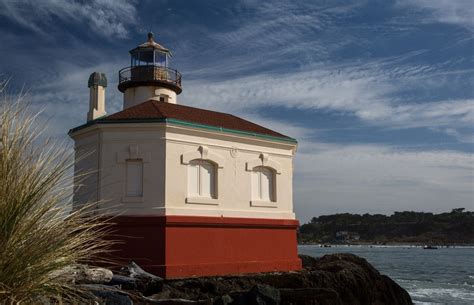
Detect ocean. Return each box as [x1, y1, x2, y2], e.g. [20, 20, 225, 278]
[298, 245, 474, 305]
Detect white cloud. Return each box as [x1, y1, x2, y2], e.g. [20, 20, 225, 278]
[441, 128, 474, 144]
[236, 112, 314, 141]
[184, 63, 390, 113]
[0, 0, 138, 38]
[18, 61, 124, 138]
[379, 99, 474, 128]
[176, 0, 366, 78]
[183, 60, 473, 131]
[396, 0, 474, 30]
[294, 141, 474, 222]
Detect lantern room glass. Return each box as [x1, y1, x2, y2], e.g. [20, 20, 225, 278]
[130, 49, 168, 67]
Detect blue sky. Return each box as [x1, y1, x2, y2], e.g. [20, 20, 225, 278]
[1, 0, 473, 222]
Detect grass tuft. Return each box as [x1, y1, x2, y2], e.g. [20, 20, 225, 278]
[0, 84, 113, 304]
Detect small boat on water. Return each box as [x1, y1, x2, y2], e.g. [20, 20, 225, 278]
[423, 245, 438, 250]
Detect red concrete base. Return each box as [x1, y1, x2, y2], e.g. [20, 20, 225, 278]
[108, 215, 301, 278]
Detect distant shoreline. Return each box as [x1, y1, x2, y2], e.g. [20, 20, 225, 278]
[298, 242, 474, 247]
[298, 210, 474, 249]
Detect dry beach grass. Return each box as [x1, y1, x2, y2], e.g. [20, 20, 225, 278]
[0, 85, 112, 304]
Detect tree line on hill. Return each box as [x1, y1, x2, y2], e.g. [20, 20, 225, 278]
[299, 208, 474, 245]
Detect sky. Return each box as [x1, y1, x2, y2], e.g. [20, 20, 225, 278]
[0, 0, 473, 222]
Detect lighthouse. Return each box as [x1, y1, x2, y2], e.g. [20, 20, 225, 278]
[69, 33, 301, 278]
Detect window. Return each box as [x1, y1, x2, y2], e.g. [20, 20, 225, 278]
[158, 94, 169, 103]
[251, 166, 275, 202]
[188, 160, 216, 198]
[126, 160, 143, 197]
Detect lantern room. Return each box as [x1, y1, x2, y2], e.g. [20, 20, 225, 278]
[118, 32, 182, 108]
[129, 32, 170, 67]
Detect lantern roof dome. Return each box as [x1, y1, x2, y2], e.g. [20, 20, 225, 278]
[130, 32, 171, 55]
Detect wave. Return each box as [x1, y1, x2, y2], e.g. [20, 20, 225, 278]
[408, 286, 474, 304]
[398, 278, 474, 288]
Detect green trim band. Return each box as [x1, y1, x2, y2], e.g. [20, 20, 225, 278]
[69, 118, 297, 144]
[165, 118, 297, 144]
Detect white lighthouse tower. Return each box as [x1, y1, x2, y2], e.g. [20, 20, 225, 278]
[69, 33, 301, 278]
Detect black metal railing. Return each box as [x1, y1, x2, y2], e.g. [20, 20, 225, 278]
[118, 65, 182, 89]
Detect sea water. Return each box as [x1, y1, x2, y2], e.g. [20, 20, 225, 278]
[298, 245, 474, 305]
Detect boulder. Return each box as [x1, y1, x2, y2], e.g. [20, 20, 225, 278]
[299, 254, 319, 269]
[245, 285, 281, 305]
[279, 288, 340, 305]
[299, 253, 412, 305]
[213, 295, 233, 305]
[214, 285, 280, 305]
[160, 254, 412, 305]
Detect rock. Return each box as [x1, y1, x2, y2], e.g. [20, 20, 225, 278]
[81, 284, 133, 305]
[279, 288, 341, 304]
[246, 285, 281, 305]
[50, 265, 113, 285]
[304, 253, 412, 305]
[120, 261, 164, 295]
[74, 254, 411, 305]
[298, 254, 319, 269]
[213, 295, 233, 305]
[159, 254, 412, 305]
[224, 285, 281, 305]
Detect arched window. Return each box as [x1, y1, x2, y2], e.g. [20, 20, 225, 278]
[188, 160, 216, 198]
[251, 166, 275, 202]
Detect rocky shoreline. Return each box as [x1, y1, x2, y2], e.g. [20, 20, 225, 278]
[63, 253, 413, 305]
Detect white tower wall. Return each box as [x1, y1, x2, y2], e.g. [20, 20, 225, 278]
[123, 86, 177, 109]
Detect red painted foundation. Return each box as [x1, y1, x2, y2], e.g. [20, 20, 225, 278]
[108, 215, 301, 278]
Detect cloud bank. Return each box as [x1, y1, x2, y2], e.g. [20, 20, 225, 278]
[0, 0, 138, 38]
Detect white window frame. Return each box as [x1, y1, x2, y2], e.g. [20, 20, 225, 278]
[182, 146, 223, 205]
[246, 153, 281, 208]
[251, 166, 276, 202]
[186, 159, 217, 204]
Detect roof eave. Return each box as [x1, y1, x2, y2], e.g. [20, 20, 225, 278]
[68, 118, 297, 144]
[129, 45, 171, 55]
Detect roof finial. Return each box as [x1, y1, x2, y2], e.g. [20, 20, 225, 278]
[147, 32, 154, 42]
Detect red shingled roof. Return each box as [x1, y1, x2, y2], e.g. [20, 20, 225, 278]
[101, 100, 292, 140]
